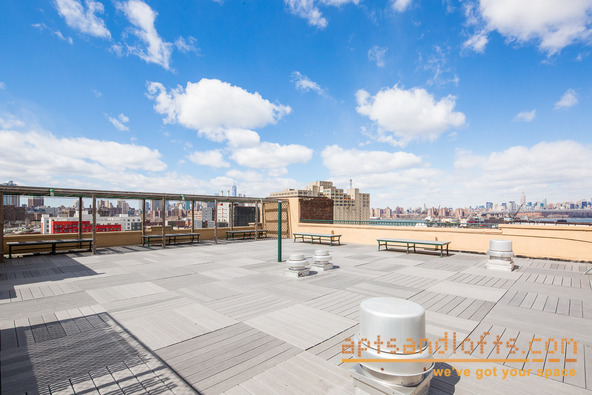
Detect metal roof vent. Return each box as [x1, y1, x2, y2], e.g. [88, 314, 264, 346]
[285, 253, 310, 277]
[486, 239, 515, 272]
[351, 297, 434, 394]
[311, 249, 333, 271]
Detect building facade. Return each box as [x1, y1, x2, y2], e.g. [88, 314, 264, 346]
[271, 181, 370, 221]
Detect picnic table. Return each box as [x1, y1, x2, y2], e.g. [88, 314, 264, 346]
[377, 238, 450, 257]
[293, 233, 342, 246]
[7, 239, 92, 259]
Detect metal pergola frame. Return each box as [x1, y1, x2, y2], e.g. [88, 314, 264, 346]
[1, 185, 285, 263]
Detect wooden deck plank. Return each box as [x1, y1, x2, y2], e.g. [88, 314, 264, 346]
[520, 292, 537, 309]
[251, 372, 301, 395]
[193, 342, 300, 394]
[108, 362, 149, 395]
[89, 367, 124, 395]
[543, 295, 559, 313]
[70, 373, 101, 395]
[569, 299, 583, 318]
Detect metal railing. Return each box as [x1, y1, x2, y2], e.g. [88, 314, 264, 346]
[300, 219, 499, 229]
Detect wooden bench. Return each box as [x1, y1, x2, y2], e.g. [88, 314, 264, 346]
[293, 233, 341, 246]
[377, 238, 450, 257]
[7, 239, 92, 259]
[225, 230, 268, 240]
[141, 233, 200, 247]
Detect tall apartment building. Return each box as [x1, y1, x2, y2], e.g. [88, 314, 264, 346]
[2, 181, 20, 206]
[270, 181, 370, 221]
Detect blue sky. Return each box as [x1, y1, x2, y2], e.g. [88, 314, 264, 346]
[1, 0, 591, 208]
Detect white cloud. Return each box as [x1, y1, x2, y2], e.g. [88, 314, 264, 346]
[285, 0, 327, 28]
[392, 0, 413, 13]
[467, 0, 592, 55]
[452, 141, 592, 201]
[91, 89, 102, 97]
[291, 71, 326, 96]
[322, 145, 422, 177]
[54, 0, 111, 39]
[513, 110, 536, 122]
[368, 46, 387, 67]
[223, 128, 261, 148]
[284, 0, 360, 28]
[356, 85, 466, 146]
[0, 114, 25, 129]
[0, 82, 5, 90]
[107, 113, 130, 131]
[215, 169, 299, 196]
[188, 150, 230, 168]
[174, 36, 199, 54]
[32, 23, 74, 44]
[463, 31, 489, 53]
[118, 0, 173, 69]
[0, 129, 166, 186]
[230, 142, 313, 170]
[147, 79, 291, 132]
[422, 46, 459, 86]
[554, 89, 578, 109]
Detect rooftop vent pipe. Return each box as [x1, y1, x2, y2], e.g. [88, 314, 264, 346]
[285, 253, 310, 277]
[310, 249, 333, 271]
[351, 297, 433, 394]
[486, 239, 515, 272]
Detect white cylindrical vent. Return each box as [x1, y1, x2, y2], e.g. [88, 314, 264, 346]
[487, 239, 515, 271]
[287, 253, 308, 270]
[356, 297, 433, 386]
[313, 249, 332, 263]
[489, 239, 512, 252]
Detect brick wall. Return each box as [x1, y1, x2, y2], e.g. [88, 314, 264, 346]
[299, 197, 333, 220]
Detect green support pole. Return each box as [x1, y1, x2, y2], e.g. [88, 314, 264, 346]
[277, 201, 282, 262]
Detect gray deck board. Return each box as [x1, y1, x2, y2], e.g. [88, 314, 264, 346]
[1, 240, 590, 394]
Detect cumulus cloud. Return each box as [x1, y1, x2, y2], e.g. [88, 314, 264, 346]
[453, 141, 592, 200]
[513, 110, 536, 122]
[321, 145, 422, 176]
[147, 78, 291, 132]
[108, 113, 130, 131]
[117, 0, 173, 69]
[230, 142, 313, 170]
[188, 150, 230, 168]
[291, 71, 326, 96]
[554, 89, 578, 109]
[368, 46, 388, 67]
[284, 0, 360, 28]
[54, 0, 111, 39]
[392, 0, 413, 12]
[0, 129, 166, 186]
[356, 85, 466, 146]
[464, 0, 592, 55]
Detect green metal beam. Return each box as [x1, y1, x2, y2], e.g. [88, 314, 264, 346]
[278, 201, 282, 262]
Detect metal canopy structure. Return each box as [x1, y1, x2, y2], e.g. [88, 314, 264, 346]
[0, 185, 278, 204]
[0, 185, 284, 263]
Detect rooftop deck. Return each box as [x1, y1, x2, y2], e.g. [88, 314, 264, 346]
[1, 240, 591, 394]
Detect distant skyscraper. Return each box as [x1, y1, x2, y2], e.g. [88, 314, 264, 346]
[231, 183, 237, 197]
[2, 181, 20, 206]
[520, 192, 526, 206]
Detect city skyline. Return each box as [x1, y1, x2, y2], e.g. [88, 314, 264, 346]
[1, 1, 591, 208]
